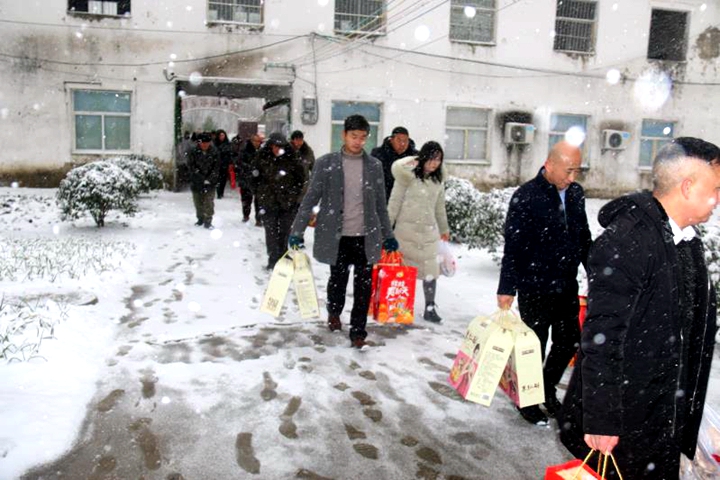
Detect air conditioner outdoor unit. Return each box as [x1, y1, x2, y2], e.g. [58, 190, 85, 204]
[602, 129, 631, 150]
[504, 122, 535, 144]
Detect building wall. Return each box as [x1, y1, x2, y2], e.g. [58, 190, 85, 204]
[0, 0, 718, 194]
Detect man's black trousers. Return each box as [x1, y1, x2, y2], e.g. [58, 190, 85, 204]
[327, 236, 373, 342]
[517, 287, 581, 400]
[261, 206, 296, 268]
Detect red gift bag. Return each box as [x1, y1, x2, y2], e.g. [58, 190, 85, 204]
[545, 450, 622, 480]
[228, 165, 237, 189]
[370, 252, 417, 324]
[368, 250, 402, 317]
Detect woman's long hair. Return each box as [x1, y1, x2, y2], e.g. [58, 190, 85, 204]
[413, 141, 444, 183]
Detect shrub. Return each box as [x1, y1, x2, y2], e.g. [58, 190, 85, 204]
[56, 161, 139, 227]
[444, 177, 514, 257]
[106, 154, 164, 193]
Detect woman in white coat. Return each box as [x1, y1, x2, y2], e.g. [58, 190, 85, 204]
[387, 141, 450, 323]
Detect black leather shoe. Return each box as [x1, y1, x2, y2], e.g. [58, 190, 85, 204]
[544, 395, 563, 418]
[423, 303, 442, 323]
[194, 220, 203, 226]
[517, 405, 549, 426]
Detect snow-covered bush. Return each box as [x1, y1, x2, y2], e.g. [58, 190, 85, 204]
[0, 298, 67, 363]
[0, 237, 134, 281]
[106, 154, 164, 193]
[445, 177, 514, 257]
[699, 224, 720, 326]
[56, 161, 139, 227]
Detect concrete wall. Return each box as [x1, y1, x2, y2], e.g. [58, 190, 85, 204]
[0, 0, 718, 193]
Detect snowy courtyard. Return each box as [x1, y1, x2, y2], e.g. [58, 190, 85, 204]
[1, 187, 719, 479]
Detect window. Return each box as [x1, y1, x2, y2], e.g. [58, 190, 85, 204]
[639, 120, 674, 169]
[449, 0, 495, 44]
[73, 90, 131, 152]
[68, 0, 130, 16]
[553, 0, 597, 53]
[208, 0, 263, 25]
[330, 101, 381, 153]
[335, 0, 385, 35]
[647, 9, 688, 61]
[549, 113, 587, 147]
[445, 107, 490, 163]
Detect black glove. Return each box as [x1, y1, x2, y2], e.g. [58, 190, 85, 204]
[383, 237, 399, 252]
[288, 235, 305, 249]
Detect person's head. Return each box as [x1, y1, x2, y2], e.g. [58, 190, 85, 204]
[652, 137, 720, 227]
[290, 130, 305, 151]
[267, 132, 287, 157]
[249, 134, 262, 150]
[183, 131, 190, 140]
[215, 129, 227, 144]
[198, 132, 212, 151]
[342, 115, 370, 155]
[389, 126, 410, 155]
[543, 141, 583, 190]
[414, 141, 444, 183]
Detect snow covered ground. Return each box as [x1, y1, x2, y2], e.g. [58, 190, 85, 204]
[0, 186, 719, 479]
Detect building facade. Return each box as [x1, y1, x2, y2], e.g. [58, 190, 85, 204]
[0, 0, 718, 195]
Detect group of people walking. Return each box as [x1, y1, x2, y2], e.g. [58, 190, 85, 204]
[179, 115, 720, 479]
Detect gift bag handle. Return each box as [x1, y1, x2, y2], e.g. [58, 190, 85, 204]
[572, 449, 623, 480]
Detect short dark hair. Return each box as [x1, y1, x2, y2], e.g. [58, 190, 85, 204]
[290, 130, 304, 140]
[664, 137, 720, 164]
[414, 141, 444, 183]
[653, 136, 720, 194]
[391, 126, 409, 136]
[344, 114, 370, 133]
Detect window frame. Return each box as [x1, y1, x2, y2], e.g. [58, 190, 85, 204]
[71, 89, 133, 154]
[647, 8, 689, 62]
[639, 119, 676, 170]
[330, 101, 382, 153]
[334, 0, 386, 36]
[449, 0, 496, 45]
[67, 0, 131, 17]
[444, 106, 491, 165]
[207, 0, 264, 27]
[548, 113, 589, 166]
[552, 0, 597, 55]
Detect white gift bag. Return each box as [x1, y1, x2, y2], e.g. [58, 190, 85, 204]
[438, 241, 456, 277]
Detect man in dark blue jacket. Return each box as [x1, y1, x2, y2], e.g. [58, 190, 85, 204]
[497, 140, 592, 426]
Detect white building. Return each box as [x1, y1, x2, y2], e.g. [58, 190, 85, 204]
[0, 0, 718, 195]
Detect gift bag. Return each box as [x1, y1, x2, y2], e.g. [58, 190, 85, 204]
[546, 450, 623, 480]
[368, 250, 402, 318]
[370, 251, 417, 324]
[292, 250, 320, 319]
[437, 241, 456, 277]
[260, 253, 294, 317]
[229, 165, 237, 189]
[498, 313, 545, 408]
[682, 405, 720, 479]
[447, 310, 515, 406]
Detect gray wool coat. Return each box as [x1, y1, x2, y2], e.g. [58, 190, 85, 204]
[290, 150, 394, 266]
[387, 157, 449, 279]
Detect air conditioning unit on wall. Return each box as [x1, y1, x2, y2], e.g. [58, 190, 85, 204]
[602, 129, 631, 150]
[504, 122, 535, 144]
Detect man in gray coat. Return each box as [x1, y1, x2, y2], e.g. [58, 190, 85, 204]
[289, 115, 398, 349]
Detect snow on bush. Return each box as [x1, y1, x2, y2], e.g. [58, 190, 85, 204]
[56, 161, 140, 227]
[0, 298, 67, 363]
[106, 154, 164, 193]
[0, 237, 134, 282]
[445, 177, 514, 259]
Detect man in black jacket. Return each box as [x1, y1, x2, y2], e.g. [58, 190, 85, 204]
[187, 132, 220, 229]
[497, 140, 592, 426]
[370, 126, 418, 201]
[559, 137, 720, 479]
[251, 132, 306, 270]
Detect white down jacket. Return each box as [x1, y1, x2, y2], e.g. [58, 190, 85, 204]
[387, 157, 449, 279]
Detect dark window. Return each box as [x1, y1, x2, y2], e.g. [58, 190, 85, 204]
[335, 0, 385, 35]
[648, 9, 688, 61]
[553, 0, 597, 53]
[68, 1, 131, 15]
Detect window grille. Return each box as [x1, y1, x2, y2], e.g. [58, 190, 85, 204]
[335, 0, 385, 35]
[553, 0, 597, 53]
[208, 0, 263, 25]
[449, 0, 495, 44]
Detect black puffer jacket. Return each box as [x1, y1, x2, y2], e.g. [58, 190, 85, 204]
[250, 144, 306, 211]
[370, 136, 417, 200]
[187, 145, 220, 192]
[497, 168, 592, 296]
[559, 191, 717, 477]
